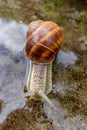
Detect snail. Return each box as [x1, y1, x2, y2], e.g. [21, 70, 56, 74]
[24, 20, 63, 100]
[0, 20, 63, 112]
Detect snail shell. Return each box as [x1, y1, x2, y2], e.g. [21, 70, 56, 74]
[25, 20, 63, 63]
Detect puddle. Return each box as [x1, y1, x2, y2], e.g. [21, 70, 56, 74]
[44, 100, 87, 130]
[57, 50, 78, 67]
[0, 18, 29, 123]
[0, 18, 27, 52]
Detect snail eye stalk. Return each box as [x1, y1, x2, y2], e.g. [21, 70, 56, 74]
[38, 90, 58, 112]
[0, 91, 33, 113]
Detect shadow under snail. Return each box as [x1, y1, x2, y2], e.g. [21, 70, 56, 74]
[0, 20, 63, 112]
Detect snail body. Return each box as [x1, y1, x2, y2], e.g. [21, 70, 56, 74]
[26, 61, 52, 100]
[25, 20, 63, 101]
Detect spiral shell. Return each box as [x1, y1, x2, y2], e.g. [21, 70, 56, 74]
[25, 20, 63, 63]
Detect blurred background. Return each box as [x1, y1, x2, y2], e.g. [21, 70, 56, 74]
[0, 0, 87, 130]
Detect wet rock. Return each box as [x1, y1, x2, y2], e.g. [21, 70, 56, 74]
[0, 18, 29, 123]
[0, 18, 27, 53]
[57, 51, 78, 67]
[78, 36, 87, 45]
[44, 100, 87, 130]
[78, 37, 87, 51]
[53, 82, 65, 95]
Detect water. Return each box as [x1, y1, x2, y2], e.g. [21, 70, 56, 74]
[57, 50, 78, 67]
[0, 18, 28, 123]
[0, 18, 27, 52]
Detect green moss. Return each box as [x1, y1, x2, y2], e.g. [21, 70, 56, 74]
[79, 12, 87, 35]
[0, 0, 40, 23]
[42, 0, 68, 8]
[39, 0, 68, 24]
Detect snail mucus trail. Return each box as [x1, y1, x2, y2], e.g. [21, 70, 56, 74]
[0, 20, 63, 112]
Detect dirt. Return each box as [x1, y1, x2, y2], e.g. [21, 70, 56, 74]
[0, 99, 53, 130]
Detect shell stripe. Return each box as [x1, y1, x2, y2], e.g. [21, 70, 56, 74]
[27, 20, 43, 38]
[29, 26, 62, 56]
[27, 21, 55, 42]
[27, 21, 43, 37]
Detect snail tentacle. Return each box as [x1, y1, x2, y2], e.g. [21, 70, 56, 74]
[4, 91, 33, 106]
[38, 90, 58, 111]
[0, 91, 33, 112]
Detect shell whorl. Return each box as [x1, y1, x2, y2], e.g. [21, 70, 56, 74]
[25, 20, 63, 63]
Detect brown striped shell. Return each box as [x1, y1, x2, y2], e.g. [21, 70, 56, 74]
[25, 20, 63, 63]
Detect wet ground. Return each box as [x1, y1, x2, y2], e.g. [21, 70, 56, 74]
[0, 0, 87, 130]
